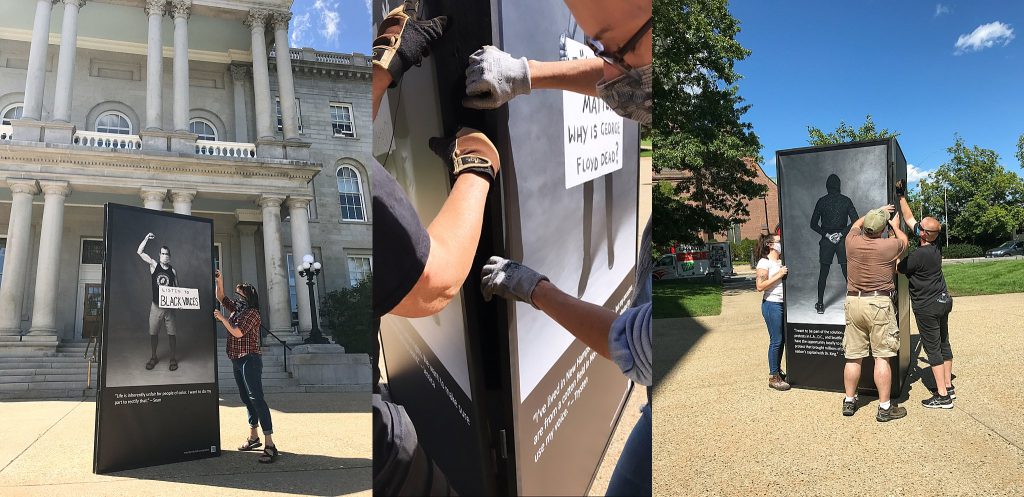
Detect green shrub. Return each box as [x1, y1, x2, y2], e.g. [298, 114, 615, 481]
[731, 239, 757, 263]
[321, 279, 373, 354]
[941, 243, 983, 259]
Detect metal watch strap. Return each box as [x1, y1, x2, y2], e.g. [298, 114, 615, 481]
[451, 155, 495, 181]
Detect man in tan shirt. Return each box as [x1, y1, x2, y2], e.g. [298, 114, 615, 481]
[841, 205, 908, 421]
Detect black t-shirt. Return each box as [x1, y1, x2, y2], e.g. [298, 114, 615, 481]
[371, 158, 430, 318]
[896, 244, 948, 308]
[151, 264, 176, 305]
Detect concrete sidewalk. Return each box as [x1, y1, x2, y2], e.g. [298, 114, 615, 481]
[0, 393, 371, 497]
[654, 291, 1024, 496]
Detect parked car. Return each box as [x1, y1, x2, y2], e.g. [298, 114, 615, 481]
[985, 240, 1024, 257]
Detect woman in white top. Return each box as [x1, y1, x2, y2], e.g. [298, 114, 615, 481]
[754, 233, 790, 391]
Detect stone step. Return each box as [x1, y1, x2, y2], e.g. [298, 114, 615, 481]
[216, 370, 291, 380]
[0, 368, 93, 376]
[0, 381, 92, 392]
[0, 389, 95, 401]
[219, 384, 366, 394]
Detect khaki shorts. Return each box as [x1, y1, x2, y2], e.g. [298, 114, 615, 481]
[843, 295, 898, 359]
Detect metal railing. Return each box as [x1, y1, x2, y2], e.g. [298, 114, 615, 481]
[73, 130, 142, 150]
[195, 139, 257, 158]
[84, 336, 97, 389]
[260, 324, 293, 374]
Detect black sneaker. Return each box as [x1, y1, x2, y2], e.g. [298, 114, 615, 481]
[842, 397, 857, 416]
[815, 302, 825, 314]
[929, 385, 956, 400]
[876, 403, 908, 422]
[922, 394, 953, 409]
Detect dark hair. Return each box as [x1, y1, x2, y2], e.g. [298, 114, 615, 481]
[160, 246, 171, 256]
[753, 233, 774, 262]
[236, 283, 260, 310]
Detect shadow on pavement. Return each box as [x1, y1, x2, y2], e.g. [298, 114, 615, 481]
[110, 452, 371, 495]
[652, 317, 711, 394]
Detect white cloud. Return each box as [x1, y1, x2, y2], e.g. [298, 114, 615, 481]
[907, 164, 934, 183]
[314, 0, 341, 41]
[934, 4, 950, 17]
[365, 0, 371, 16]
[954, 21, 1015, 55]
[291, 11, 312, 47]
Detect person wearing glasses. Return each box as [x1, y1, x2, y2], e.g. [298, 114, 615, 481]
[894, 180, 956, 409]
[461, 0, 651, 125]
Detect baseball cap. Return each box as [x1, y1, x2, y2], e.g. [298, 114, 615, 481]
[863, 208, 889, 235]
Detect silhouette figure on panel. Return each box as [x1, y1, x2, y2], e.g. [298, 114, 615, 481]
[809, 174, 858, 314]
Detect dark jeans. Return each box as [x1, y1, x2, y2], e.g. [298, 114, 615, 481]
[761, 300, 785, 375]
[914, 299, 954, 366]
[606, 402, 652, 496]
[232, 353, 273, 435]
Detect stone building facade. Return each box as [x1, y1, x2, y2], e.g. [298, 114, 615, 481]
[0, 0, 373, 352]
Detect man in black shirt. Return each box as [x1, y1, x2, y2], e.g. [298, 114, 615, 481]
[895, 180, 955, 409]
[810, 174, 859, 314]
[138, 233, 179, 371]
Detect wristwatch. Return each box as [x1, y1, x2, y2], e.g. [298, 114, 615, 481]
[451, 154, 496, 182]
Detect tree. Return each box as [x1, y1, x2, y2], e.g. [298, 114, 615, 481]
[917, 136, 1024, 247]
[652, 0, 766, 244]
[807, 115, 899, 145]
[320, 279, 373, 354]
[1016, 133, 1023, 168]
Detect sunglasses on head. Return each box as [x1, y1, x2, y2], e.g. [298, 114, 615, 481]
[584, 16, 652, 81]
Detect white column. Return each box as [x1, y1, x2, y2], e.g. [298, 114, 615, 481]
[140, 187, 166, 210]
[22, 0, 56, 120]
[52, 0, 85, 122]
[237, 223, 259, 286]
[287, 197, 313, 332]
[0, 179, 39, 335]
[229, 65, 250, 142]
[258, 195, 291, 332]
[170, 189, 195, 215]
[245, 9, 274, 140]
[144, 0, 166, 130]
[171, 0, 191, 132]
[272, 11, 299, 140]
[27, 181, 71, 336]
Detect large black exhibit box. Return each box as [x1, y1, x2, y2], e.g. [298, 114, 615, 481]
[94, 203, 220, 473]
[373, 0, 640, 494]
[776, 139, 912, 395]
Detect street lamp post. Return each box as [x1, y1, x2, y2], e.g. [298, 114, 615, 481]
[297, 254, 329, 344]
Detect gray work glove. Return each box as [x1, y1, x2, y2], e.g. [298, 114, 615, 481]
[462, 46, 532, 109]
[480, 256, 548, 309]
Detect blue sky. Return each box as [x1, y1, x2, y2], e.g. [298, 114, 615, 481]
[288, 0, 371, 55]
[728, 1, 1024, 186]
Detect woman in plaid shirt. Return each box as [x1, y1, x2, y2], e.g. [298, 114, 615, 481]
[213, 270, 278, 463]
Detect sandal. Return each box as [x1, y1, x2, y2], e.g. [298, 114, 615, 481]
[169, 359, 178, 371]
[239, 437, 262, 451]
[258, 445, 278, 463]
[145, 357, 158, 370]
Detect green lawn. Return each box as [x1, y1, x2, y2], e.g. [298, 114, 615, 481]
[942, 260, 1024, 296]
[652, 279, 723, 318]
[640, 138, 652, 158]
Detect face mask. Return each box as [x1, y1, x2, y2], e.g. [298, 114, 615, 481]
[233, 292, 248, 313]
[772, 243, 782, 254]
[596, 64, 651, 125]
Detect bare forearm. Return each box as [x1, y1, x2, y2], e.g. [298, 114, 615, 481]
[528, 59, 604, 97]
[532, 280, 614, 360]
[372, 66, 392, 120]
[390, 174, 491, 317]
[898, 196, 918, 229]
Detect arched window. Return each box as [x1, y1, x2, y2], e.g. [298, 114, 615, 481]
[95, 111, 132, 134]
[1, 104, 23, 126]
[337, 165, 366, 221]
[189, 118, 218, 141]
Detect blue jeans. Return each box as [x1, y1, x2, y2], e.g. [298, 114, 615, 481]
[761, 300, 784, 375]
[606, 402, 651, 496]
[232, 353, 273, 435]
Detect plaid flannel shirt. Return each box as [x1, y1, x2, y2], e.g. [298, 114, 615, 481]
[221, 297, 261, 359]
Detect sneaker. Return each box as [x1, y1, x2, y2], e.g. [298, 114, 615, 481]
[921, 394, 953, 409]
[876, 403, 908, 422]
[769, 374, 791, 391]
[928, 385, 956, 400]
[842, 397, 857, 416]
[815, 302, 825, 314]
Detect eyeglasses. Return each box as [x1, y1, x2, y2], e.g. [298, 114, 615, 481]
[585, 17, 652, 81]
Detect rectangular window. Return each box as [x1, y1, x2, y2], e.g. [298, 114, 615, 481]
[286, 253, 298, 317]
[81, 239, 104, 265]
[330, 102, 355, 138]
[276, 97, 302, 134]
[347, 256, 372, 286]
[213, 243, 222, 272]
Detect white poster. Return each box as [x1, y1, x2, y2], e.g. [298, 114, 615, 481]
[562, 37, 624, 189]
[158, 286, 201, 309]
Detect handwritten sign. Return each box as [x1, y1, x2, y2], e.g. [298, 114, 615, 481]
[562, 37, 624, 189]
[158, 286, 200, 309]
